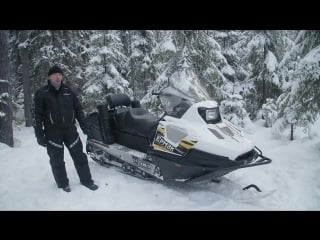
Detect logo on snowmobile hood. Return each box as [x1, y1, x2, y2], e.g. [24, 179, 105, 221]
[154, 135, 175, 152]
[153, 134, 186, 156]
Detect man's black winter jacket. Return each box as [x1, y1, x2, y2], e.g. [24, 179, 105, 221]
[33, 82, 87, 138]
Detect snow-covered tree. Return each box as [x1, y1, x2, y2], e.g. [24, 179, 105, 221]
[276, 46, 320, 128]
[261, 98, 278, 127]
[0, 30, 14, 147]
[274, 31, 320, 138]
[28, 30, 91, 91]
[152, 31, 177, 75]
[220, 93, 253, 130]
[83, 31, 132, 112]
[170, 30, 234, 102]
[242, 31, 284, 119]
[211, 31, 256, 120]
[18, 31, 32, 126]
[126, 30, 158, 100]
[194, 31, 229, 99]
[292, 47, 320, 123]
[5, 30, 320, 138]
[280, 31, 320, 67]
[213, 30, 248, 82]
[8, 31, 25, 125]
[142, 46, 209, 116]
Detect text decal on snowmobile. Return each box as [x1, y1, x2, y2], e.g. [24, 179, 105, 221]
[133, 156, 151, 169]
[153, 134, 185, 156]
[154, 135, 175, 152]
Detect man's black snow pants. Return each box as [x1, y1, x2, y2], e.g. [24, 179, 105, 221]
[45, 125, 93, 188]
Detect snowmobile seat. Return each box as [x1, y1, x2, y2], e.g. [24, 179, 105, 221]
[122, 108, 160, 139]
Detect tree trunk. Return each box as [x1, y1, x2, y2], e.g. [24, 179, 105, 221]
[120, 30, 131, 57]
[208, 83, 214, 98]
[262, 75, 266, 106]
[0, 30, 14, 147]
[262, 43, 267, 106]
[19, 30, 33, 127]
[290, 123, 294, 141]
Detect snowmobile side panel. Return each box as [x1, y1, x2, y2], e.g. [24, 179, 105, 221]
[148, 148, 183, 162]
[149, 147, 236, 168]
[114, 130, 150, 153]
[151, 154, 210, 181]
[87, 139, 161, 179]
[187, 168, 236, 183]
[183, 148, 235, 167]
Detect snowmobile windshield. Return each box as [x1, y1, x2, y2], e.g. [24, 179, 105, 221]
[159, 86, 207, 118]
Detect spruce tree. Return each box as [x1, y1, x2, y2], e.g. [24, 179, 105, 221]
[83, 30, 132, 112]
[274, 30, 320, 138]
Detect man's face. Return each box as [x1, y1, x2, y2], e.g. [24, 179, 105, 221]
[49, 72, 63, 85]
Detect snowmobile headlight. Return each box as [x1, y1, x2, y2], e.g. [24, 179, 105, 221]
[206, 109, 219, 121]
[198, 107, 221, 124]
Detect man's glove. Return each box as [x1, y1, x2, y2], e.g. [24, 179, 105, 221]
[83, 128, 91, 136]
[37, 136, 47, 147]
[35, 128, 47, 147]
[80, 125, 90, 136]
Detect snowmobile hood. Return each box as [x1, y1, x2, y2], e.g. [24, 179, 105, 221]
[193, 122, 255, 160]
[163, 114, 254, 161]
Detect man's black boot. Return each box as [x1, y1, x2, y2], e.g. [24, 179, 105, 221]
[82, 183, 98, 191]
[62, 185, 71, 192]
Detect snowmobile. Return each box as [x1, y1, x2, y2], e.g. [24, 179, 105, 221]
[85, 83, 272, 185]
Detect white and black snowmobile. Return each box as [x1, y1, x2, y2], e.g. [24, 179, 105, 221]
[85, 84, 271, 184]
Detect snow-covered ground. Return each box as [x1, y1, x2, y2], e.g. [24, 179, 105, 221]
[1, 120, 320, 210]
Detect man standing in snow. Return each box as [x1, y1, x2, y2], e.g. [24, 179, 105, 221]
[33, 65, 98, 192]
